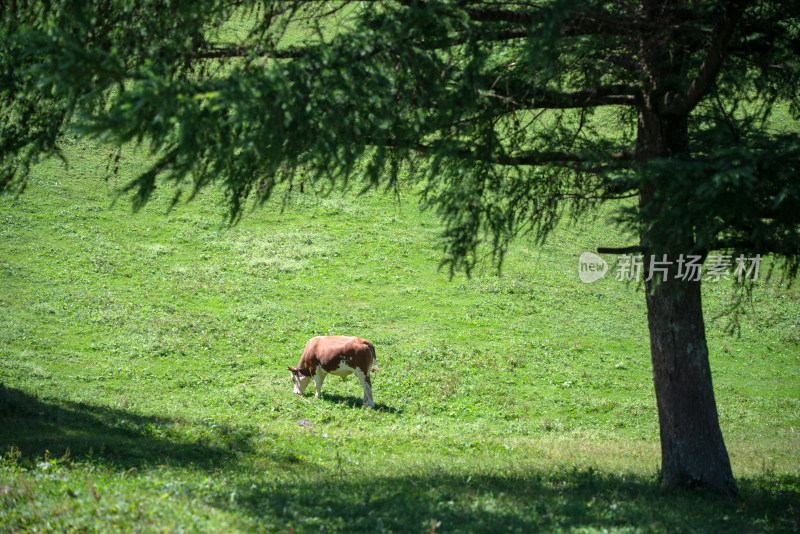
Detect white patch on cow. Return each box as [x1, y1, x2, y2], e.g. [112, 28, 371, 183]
[330, 360, 355, 378]
[313, 371, 327, 398]
[350, 367, 375, 409]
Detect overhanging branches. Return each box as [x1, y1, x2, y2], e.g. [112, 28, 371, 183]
[480, 82, 641, 109]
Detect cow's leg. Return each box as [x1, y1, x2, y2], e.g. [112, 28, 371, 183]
[313, 370, 327, 399]
[353, 368, 374, 408]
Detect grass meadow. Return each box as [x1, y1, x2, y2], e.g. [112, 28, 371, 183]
[0, 134, 798, 533]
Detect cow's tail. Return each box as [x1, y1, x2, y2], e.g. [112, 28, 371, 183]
[365, 340, 378, 373]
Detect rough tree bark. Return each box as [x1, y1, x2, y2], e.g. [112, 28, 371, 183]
[645, 267, 738, 496]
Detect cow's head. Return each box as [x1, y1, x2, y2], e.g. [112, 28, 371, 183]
[287, 365, 312, 395]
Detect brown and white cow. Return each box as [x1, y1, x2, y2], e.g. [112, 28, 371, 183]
[288, 336, 377, 408]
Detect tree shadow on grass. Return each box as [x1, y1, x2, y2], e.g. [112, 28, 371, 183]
[320, 392, 403, 414]
[218, 466, 800, 533]
[0, 385, 265, 470]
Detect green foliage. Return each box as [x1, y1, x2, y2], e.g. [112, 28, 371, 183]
[4, 1, 796, 273]
[0, 0, 236, 193]
[616, 136, 800, 271]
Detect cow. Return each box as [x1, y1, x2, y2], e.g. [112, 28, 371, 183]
[288, 336, 377, 408]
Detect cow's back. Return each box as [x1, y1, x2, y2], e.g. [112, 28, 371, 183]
[306, 336, 374, 371]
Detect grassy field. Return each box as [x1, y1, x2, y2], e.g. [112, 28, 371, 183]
[0, 134, 798, 533]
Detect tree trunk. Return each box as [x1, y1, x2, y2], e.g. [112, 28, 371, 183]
[637, 110, 739, 497]
[645, 273, 738, 496]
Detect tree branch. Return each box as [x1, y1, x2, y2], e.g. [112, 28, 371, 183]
[597, 246, 642, 254]
[660, 1, 750, 115]
[492, 149, 635, 167]
[192, 46, 310, 60]
[485, 82, 641, 109]
[368, 137, 635, 172]
[464, 5, 706, 39]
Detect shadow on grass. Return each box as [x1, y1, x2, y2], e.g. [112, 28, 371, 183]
[321, 392, 403, 414]
[220, 467, 800, 533]
[0, 385, 263, 469]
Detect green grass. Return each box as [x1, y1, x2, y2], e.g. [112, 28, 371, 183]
[1, 139, 799, 532]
